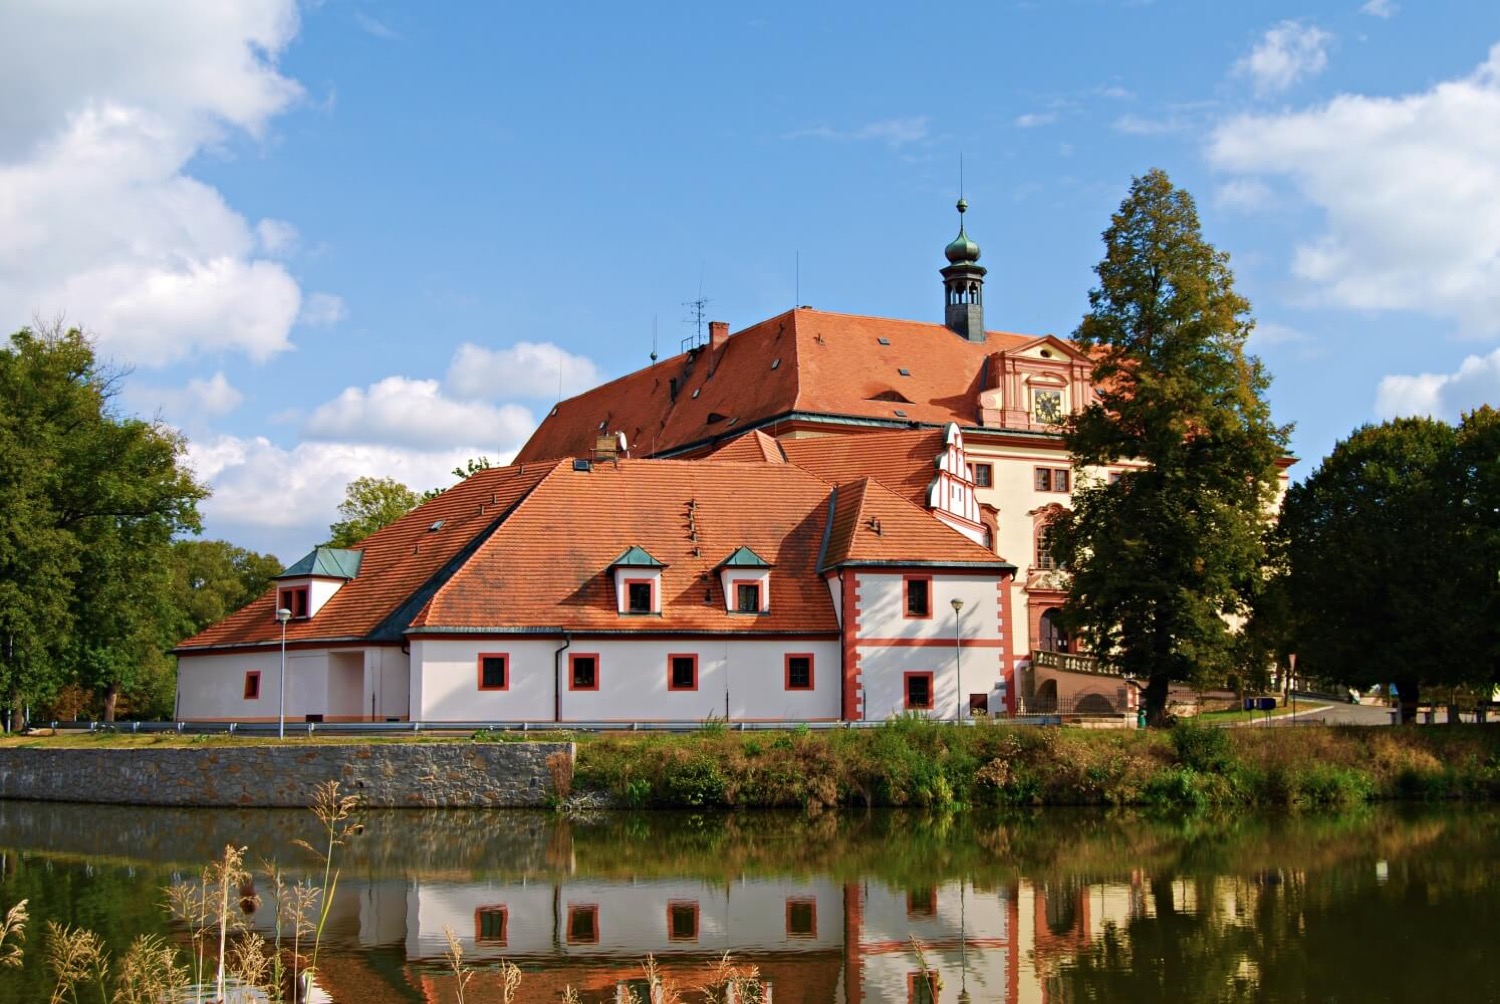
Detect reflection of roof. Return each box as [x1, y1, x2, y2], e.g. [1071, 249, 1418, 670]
[516, 308, 1039, 463]
[276, 545, 364, 580]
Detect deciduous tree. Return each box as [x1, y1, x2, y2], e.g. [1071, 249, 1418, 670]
[326, 476, 420, 548]
[1051, 169, 1289, 724]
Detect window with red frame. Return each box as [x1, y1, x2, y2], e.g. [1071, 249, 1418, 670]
[904, 577, 931, 618]
[735, 582, 762, 613]
[570, 654, 598, 691]
[668, 654, 697, 691]
[905, 672, 934, 711]
[909, 971, 940, 1004]
[625, 580, 653, 614]
[785, 654, 813, 690]
[243, 671, 260, 700]
[1036, 524, 1059, 571]
[906, 887, 936, 918]
[969, 462, 994, 488]
[566, 905, 598, 944]
[1034, 467, 1071, 493]
[667, 901, 699, 942]
[475, 906, 507, 945]
[278, 586, 309, 619]
[478, 654, 507, 690]
[786, 898, 817, 938]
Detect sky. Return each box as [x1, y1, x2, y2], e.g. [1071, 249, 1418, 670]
[5, 0, 1500, 561]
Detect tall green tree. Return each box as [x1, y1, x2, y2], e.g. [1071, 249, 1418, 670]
[0, 325, 206, 721]
[1283, 414, 1498, 721]
[326, 475, 420, 547]
[166, 539, 283, 640]
[1051, 169, 1289, 724]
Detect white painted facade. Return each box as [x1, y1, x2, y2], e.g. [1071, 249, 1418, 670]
[176, 645, 409, 722]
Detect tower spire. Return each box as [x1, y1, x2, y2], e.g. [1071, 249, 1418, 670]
[940, 194, 987, 343]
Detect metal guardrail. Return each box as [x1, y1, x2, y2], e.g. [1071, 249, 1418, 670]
[41, 715, 1069, 736]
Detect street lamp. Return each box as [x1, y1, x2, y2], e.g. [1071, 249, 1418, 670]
[951, 598, 965, 723]
[276, 607, 291, 740]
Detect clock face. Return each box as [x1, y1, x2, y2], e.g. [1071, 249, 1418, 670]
[1034, 389, 1063, 425]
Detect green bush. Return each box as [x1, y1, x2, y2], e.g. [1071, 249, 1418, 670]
[660, 755, 727, 807]
[1171, 721, 1236, 774]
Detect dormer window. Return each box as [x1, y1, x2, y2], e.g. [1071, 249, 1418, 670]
[717, 546, 772, 615]
[279, 586, 309, 619]
[610, 546, 665, 616]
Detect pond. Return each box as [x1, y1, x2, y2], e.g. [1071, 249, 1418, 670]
[0, 800, 1496, 1002]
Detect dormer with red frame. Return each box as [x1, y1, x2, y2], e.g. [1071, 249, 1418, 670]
[977, 334, 1094, 431]
[610, 546, 666, 616]
[718, 546, 772, 615]
[272, 546, 363, 621]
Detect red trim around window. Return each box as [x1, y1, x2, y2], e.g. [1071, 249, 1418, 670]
[667, 901, 699, 942]
[731, 579, 764, 613]
[904, 671, 935, 711]
[568, 653, 600, 691]
[474, 905, 507, 945]
[243, 671, 261, 700]
[903, 575, 933, 619]
[476, 653, 509, 691]
[566, 904, 599, 944]
[667, 653, 698, 691]
[786, 897, 818, 938]
[970, 462, 994, 488]
[784, 653, 814, 691]
[623, 577, 656, 614]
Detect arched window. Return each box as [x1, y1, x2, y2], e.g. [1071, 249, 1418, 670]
[1039, 608, 1069, 653]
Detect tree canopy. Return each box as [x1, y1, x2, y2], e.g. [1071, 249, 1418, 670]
[0, 326, 208, 720]
[326, 476, 421, 548]
[1051, 169, 1290, 723]
[1281, 410, 1500, 718]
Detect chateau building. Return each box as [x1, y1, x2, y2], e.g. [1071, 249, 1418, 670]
[175, 204, 1147, 723]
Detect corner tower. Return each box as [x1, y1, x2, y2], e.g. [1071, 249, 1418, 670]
[940, 198, 986, 343]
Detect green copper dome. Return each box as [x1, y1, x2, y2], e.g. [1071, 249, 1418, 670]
[944, 198, 981, 264]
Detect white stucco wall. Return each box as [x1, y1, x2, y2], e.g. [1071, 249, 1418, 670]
[853, 571, 1005, 721]
[178, 645, 404, 722]
[411, 636, 840, 722]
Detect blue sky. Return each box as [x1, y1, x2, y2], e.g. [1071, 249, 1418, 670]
[5, 0, 1500, 560]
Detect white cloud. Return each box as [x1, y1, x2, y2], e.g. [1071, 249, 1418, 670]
[1015, 112, 1057, 128]
[1361, 0, 1397, 17]
[187, 434, 509, 557]
[1096, 85, 1135, 100]
[446, 341, 604, 401]
[304, 376, 536, 451]
[1376, 349, 1500, 420]
[1215, 178, 1276, 211]
[353, 12, 401, 40]
[0, 2, 323, 367]
[1234, 21, 1332, 96]
[125, 370, 245, 426]
[1209, 44, 1500, 336]
[782, 117, 929, 148]
[1248, 321, 1306, 349]
[299, 292, 347, 326]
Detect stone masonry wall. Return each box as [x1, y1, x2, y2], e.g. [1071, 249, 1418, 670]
[0, 743, 572, 808]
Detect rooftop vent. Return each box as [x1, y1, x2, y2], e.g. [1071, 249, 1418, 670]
[771, 358, 781, 370]
[894, 409, 907, 417]
[692, 387, 701, 398]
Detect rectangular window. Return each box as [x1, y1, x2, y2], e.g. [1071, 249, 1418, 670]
[905, 672, 934, 711]
[909, 972, 940, 1004]
[566, 904, 598, 944]
[475, 906, 507, 945]
[1035, 467, 1070, 493]
[904, 576, 931, 618]
[477, 654, 508, 691]
[625, 580, 653, 614]
[1037, 525, 1058, 571]
[570, 654, 599, 691]
[785, 654, 813, 691]
[667, 901, 699, 942]
[786, 898, 817, 938]
[668, 654, 698, 691]
[278, 586, 309, 619]
[243, 671, 260, 700]
[735, 582, 762, 613]
[906, 887, 936, 918]
[970, 463, 993, 488]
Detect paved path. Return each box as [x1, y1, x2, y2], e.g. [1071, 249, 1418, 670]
[1263, 700, 1393, 726]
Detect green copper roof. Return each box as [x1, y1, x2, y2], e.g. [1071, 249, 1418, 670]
[611, 545, 665, 568]
[277, 546, 364, 580]
[717, 546, 772, 569]
[944, 197, 982, 264]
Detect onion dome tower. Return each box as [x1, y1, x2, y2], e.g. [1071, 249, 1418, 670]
[940, 198, 987, 343]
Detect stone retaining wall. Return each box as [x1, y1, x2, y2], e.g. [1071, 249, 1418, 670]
[0, 743, 572, 808]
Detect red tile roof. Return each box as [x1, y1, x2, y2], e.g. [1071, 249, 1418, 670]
[176, 462, 558, 651]
[821, 478, 1011, 571]
[516, 308, 1040, 463]
[706, 429, 787, 464]
[779, 427, 947, 507]
[411, 459, 842, 634]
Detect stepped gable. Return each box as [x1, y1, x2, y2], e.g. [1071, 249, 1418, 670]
[821, 478, 1012, 572]
[410, 458, 841, 634]
[176, 462, 558, 651]
[705, 429, 787, 464]
[780, 427, 947, 507]
[515, 308, 1039, 463]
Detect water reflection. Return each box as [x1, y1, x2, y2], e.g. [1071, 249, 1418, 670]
[0, 804, 1497, 1002]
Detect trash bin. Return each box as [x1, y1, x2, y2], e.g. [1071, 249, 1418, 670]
[1137, 708, 1147, 729]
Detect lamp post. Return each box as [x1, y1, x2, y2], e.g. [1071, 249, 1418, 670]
[951, 598, 965, 723]
[276, 607, 291, 740]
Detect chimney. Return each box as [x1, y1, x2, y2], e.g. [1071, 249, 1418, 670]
[708, 320, 730, 376]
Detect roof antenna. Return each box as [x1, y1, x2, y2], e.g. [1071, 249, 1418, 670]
[650, 314, 659, 364]
[795, 250, 800, 309]
[682, 262, 709, 352]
